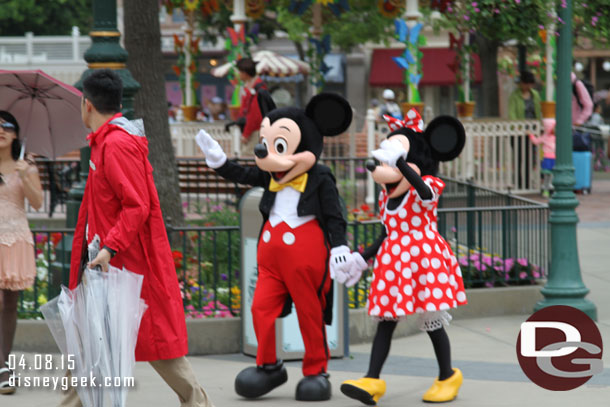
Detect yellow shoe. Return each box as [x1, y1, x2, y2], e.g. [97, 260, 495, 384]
[340, 377, 386, 406]
[422, 368, 463, 403]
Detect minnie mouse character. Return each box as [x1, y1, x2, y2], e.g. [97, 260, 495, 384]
[195, 91, 362, 401]
[340, 110, 468, 405]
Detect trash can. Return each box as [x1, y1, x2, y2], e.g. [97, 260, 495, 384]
[239, 187, 347, 360]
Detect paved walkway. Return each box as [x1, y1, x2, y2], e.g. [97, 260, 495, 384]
[8, 181, 610, 407]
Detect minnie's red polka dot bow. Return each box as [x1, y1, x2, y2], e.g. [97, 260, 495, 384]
[383, 108, 425, 133]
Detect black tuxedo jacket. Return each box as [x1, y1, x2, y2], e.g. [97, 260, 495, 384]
[216, 160, 348, 248]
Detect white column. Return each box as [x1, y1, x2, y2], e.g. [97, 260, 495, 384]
[365, 109, 376, 205]
[230, 0, 247, 30]
[25, 32, 33, 64]
[184, 11, 194, 107]
[71, 26, 80, 62]
[545, 22, 555, 101]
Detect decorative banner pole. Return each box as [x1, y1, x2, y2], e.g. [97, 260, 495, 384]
[404, 0, 420, 103]
[185, 11, 194, 108]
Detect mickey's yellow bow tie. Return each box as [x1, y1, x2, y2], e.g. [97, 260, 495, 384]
[269, 173, 308, 193]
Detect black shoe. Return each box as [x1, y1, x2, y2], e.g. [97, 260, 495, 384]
[234, 360, 288, 398]
[295, 373, 332, 401]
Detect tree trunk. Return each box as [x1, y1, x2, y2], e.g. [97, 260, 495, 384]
[123, 0, 184, 226]
[475, 36, 500, 117]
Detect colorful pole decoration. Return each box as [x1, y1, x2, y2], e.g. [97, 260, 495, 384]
[392, 18, 423, 103]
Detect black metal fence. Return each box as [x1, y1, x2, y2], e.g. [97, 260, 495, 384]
[22, 184, 548, 316]
[32, 157, 371, 216]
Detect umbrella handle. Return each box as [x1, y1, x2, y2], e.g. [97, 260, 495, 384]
[19, 141, 26, 161]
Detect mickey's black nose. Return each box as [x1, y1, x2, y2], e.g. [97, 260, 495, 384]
[254, 143, 268, 159]
[365, 159, 377, 172]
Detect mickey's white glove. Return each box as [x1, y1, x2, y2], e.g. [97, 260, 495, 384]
[371, 139, 407, 168]
[345, 252, 368, 287]
[329, 245, 351, 284]
[196, 129, 227, 169]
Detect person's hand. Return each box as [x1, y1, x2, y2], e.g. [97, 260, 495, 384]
[15, 159, 30, 179]
[88, 248, 112, 273]
[371, 139, 407, 168]
[345, 252, 368, 287]
[329, 245, 351, 284]
[195, 129, 227, 169]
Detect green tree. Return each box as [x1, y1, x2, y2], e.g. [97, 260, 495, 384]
[0, 0, 91, 36]
[431, 0, 552, 116]
[188, 0, 394, 90]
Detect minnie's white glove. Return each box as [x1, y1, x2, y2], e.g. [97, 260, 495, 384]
[345, 252, 369, 287]
[371, 138, 408, 168]
[196, 129, 227, 169]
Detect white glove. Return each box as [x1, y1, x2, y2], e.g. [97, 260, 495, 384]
[345, 252, 368, 287]
[329, 245, 351, 284]
[196, 129, 227, 169]
[371, 139, 407, 168]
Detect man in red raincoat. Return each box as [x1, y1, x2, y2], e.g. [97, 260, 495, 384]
[60, 69, 215, 407]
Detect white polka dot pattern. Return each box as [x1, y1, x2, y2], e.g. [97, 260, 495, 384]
[368, 176, 467, 319]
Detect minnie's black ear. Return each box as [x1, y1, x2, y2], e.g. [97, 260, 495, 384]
[257, 89, 276, 117]
[423, 116, 466, 162]
[305, 92, 352, 137]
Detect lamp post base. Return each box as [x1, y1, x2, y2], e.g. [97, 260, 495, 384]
[534, 296, 597, 321]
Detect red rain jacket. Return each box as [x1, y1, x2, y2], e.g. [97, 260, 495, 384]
[69, 113, 188, 361]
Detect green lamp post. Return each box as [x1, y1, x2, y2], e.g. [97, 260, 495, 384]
[49, 0, 140, 294]
[534, 0, 597, 320]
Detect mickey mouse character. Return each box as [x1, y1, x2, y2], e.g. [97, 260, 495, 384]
[195, 91, 362, 401]
[339, 110, 468, 405]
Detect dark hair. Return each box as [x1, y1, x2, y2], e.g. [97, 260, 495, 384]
[0, 110, 21, 161]
[82, 69, 123, 114]
[236, 58, 257, 77]
[519, 70, 536, 85]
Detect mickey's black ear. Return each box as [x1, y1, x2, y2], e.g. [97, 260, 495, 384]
[305, 92, 352, 137]
[423, 116, 466, 162]
[257, 89, 276, 117]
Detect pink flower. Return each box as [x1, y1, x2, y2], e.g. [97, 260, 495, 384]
[463, 15, 470, 20]
[447, 5, 453, 12]
[517, 258, 528, 267]
[515, 0, 521, 3]
[494, 8, 500, 13]
[471, 2, 477, 6]
[474, 8, 480, 12]
[519, 271, 528, 279]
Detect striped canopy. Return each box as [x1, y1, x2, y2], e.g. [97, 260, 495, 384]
[211, 50, 310, 78]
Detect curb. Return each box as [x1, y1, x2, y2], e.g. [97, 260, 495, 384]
[14, 285, 542, 355]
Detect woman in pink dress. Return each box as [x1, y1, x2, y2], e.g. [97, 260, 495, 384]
[340, 111, 467, 405]
[0, 111, 43, 395]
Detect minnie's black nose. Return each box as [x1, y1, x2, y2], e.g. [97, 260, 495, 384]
[254, 143, 268, 159]
[365, 159, 377, 172]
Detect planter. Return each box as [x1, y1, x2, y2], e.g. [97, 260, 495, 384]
[455, 101, 476, 118]
[401, 102, 425, 117]
[541, 101, 556, 119]
[229, 106, 241, 121]
[181, 105, 198, 122]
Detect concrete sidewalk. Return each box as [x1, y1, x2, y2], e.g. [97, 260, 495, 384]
[7, 209, 610, 406]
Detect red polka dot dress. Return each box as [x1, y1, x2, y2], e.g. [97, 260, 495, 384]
[368, 176, 467, 323]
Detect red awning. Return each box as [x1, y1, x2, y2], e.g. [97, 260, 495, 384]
[369, 48, 482, 87]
